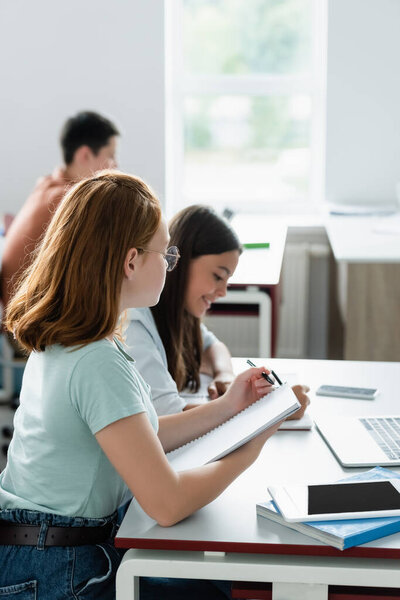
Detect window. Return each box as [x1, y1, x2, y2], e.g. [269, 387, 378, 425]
[166, 0, 327, 215]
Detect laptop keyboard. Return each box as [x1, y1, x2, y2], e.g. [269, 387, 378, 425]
[360, 417, 400, 460]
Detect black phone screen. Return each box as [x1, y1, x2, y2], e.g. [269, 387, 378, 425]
[308, 481, 400, 515]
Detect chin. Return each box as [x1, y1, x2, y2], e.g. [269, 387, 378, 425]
[132, 294, 161, 309]
[184, 300, 208, 319]
[149, 296, 161, 308]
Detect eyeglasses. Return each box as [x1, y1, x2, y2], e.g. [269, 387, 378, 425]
[138, 245, 180, 272]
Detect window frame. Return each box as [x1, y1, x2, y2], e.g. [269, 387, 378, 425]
[165, 0, 327, 217]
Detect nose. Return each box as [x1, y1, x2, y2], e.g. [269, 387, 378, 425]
[216, 280, 228, 298]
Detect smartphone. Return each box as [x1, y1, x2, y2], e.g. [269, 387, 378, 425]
[268, 479, 400, 522]
[315, 385, 378, 400]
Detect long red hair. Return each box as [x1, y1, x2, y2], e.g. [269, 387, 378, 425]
[6, 170, 161, 352]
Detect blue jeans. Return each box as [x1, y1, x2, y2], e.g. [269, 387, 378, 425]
[0, 508, 231, 599]
[0, 507, 122, 599]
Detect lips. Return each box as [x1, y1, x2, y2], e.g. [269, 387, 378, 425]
[202, 297, 212, 310]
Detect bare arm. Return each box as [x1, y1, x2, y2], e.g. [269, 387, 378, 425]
[158, 366, 272, 452]
[159, 395, 233, 451]
[201, 341, 235, 399]
[1, 185, 63, 309]
[96, 368, 279, 527]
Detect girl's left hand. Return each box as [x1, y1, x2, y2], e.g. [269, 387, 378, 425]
[285, 384, 311, 420]
[220, 366, 274, 416]
[208, 372, 235, 399]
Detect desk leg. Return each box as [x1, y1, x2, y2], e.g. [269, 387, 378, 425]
[268, 284, 281, 358]
[272, 582, 328, 600]
[116, 552, 140, 600]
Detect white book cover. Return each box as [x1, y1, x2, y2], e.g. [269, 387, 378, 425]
[167, 384, 300, 471]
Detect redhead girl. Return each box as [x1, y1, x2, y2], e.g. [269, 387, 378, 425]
[0, 173, 281, 600]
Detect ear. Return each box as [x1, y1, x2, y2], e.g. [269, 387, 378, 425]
[73, 145, 93, 165]
[123, 248, 139, 280]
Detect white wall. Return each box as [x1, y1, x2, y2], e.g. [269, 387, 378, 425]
[0, 0, 166, 213]
[2, 1, 400, 214]
[325, 0, 400, 205]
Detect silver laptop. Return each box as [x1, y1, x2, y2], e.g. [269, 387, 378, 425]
[316, 415, 400, 467]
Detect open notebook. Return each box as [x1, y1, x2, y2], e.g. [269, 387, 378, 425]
[167, 384, 300, 471]
[181, 372, 313, 431]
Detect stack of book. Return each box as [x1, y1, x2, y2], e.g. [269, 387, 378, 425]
[256, 467, 400, 550]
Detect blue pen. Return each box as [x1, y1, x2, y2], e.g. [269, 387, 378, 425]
[246, 359, 275, 385]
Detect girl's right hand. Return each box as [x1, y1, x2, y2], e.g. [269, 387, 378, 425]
[220, 366, 274, 418]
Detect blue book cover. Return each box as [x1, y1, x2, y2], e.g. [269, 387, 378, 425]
[256, 467, 400, 550]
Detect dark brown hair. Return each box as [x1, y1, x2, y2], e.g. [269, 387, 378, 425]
[6, 171, 161, 351]
[60, 111, 119, 165]
[151, 205, 241, 392]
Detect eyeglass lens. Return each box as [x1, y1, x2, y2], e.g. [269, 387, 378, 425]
[165, 246, 179, 271]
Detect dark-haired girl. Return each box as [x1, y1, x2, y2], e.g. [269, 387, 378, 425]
[127, 205, 310, 417]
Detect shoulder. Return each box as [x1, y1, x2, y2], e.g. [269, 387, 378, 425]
[39, 340, 128, 376]
[29, 168, 68, 208]
[8, 174, 65, 233]
[200, 322, 219, 349]
[71, 339, 134, 376]
[127, 308, 160, 346]
[41, 169, 69, 207]
[32, 168, 66, 193]
[26, 341, 142, 400]
[127, 308, 161, 339]
[69, 340, 148, 405]
[6, 170, 62, 228]
[62, 340, 153, 434]
[126, 308, 168, 366]
[128, 307, 155, 330]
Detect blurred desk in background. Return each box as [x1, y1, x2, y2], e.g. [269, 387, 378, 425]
[326, 215, 400, 361]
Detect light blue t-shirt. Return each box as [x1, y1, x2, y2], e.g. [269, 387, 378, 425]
[0, 339, 158, 518]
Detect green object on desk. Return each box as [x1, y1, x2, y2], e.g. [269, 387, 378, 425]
[242, 242, 270, 249]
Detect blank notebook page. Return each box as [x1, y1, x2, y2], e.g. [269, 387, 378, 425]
[167, 384, 299, 471]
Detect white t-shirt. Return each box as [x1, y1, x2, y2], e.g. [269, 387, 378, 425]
[126, 307, 218, 415]
[0, 339, 158, 518]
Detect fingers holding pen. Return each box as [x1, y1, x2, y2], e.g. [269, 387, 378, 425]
[246, 359, 274, 384]
[250, 368, 274, 398]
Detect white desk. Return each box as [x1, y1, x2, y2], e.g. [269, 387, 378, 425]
[326, 215, 400, 361]
[116, 358, 400, 600]
[326, 215, 400, 263]
[230, 216, 287, 286]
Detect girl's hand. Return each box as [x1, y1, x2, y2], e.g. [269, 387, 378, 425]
[220, 366, 274, 417]
[285, 384, 310, 420]
[207, 371, 234, 400]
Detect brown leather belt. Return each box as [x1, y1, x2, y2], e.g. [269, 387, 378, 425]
[0, 521, 114, 546]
